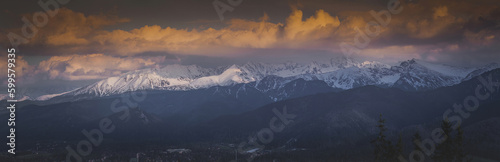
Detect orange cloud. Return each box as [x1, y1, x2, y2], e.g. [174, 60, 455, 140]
[2, 7, 370, 56]
[1, 0, 498, 65]
[88, 8, 359, 56]
[284, 9, 341, 41]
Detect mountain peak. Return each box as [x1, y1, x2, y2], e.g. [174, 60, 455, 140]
[399, 58, 418, 67]
[227, 64, 240, 70]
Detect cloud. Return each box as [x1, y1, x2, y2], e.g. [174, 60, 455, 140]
[0, 8, 129, 50]
[464, 30, 497, 46]
[78, 8, 357, 56]
[1, 0, 499, 67]
[36, 54, 166, 80]
[284, 9, 340, 41]
[0, 52, 34, 84]
[35, 8, 130, 46]
[2, 7, 367, 56]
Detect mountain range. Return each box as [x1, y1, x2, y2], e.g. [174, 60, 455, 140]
[24, 57, 498, 103]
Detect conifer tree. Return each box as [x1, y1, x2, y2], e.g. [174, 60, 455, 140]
[433, 119, 454, 161]
[373, 114, 387, 161]
[372, 114, 399, 162]
[412, 132, 423, 161]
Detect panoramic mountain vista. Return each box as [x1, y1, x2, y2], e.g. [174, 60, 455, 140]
[2, 0, 500, 161]
[34, 58, 499, 103]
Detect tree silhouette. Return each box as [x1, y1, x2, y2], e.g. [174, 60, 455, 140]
[433, 119, 454, 161]
[395, 134, 403, 158]
[433, 119, 469, 161]
[372, 114, 400, 162]
[411, 132, 423, 161]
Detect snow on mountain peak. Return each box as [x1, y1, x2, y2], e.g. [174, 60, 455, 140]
[190, 64, 256, 88]
[33, 58, 500, 100]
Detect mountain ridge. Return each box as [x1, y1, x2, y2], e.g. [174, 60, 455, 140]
[22, 58, 500, 102]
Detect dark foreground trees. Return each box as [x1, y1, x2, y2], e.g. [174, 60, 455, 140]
[432, 119, 468, 162]
[373, 115, 468, 162]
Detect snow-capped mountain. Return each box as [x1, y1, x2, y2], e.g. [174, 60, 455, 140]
[62, 57, 359, 98]
[38, 58, 499, 101]
[68, 64, 219, 96]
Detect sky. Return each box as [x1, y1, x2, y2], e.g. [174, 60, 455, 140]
[0, 0, 499, 87]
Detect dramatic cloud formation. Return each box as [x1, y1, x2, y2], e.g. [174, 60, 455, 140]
[82, 9, 358, 56]
[1, 0, 499, 82]
[4, 0, 496, 58]
[5, 8, 373, 57]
